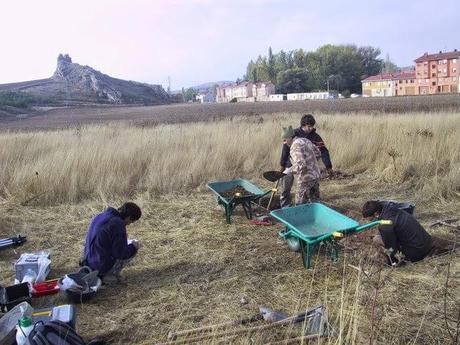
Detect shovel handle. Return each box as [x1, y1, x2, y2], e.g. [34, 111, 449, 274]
[267, 180, 280, 210]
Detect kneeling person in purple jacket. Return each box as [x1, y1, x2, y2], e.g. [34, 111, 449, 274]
[82, 202, 142, 282]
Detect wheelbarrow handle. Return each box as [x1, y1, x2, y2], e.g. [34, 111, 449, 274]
[353, 219, 392, 233]
[330, 220, 393, 239]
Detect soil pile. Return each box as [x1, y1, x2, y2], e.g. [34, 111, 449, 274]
[221, 185, 255, 199]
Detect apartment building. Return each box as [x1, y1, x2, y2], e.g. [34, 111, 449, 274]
[414, 50, 460, 94]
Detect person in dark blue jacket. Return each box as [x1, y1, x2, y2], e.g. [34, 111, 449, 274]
[82, 202, 142, 281]
[279, 114, 333, 207]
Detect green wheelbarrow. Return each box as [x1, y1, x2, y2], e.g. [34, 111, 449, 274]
[207, 179, 271, 224]
[270, 203, 391, 269]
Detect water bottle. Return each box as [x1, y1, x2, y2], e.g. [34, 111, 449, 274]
[16, 315, 34, 345]
[21, 269, 37, 285]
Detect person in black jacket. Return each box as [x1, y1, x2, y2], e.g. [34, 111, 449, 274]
[279, 114, 333, 207]
[362, 200, 433, 265]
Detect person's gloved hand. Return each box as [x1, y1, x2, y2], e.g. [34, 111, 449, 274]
[283, 167, 292, 175]
[132, 240, 141, 250]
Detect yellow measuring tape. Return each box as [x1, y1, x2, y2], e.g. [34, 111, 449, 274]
[33, 311, 52, 317]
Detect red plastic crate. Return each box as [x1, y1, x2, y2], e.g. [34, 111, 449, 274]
[32, 279, 60, 297]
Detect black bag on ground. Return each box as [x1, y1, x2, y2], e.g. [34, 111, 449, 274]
[28, 320, 106, 345]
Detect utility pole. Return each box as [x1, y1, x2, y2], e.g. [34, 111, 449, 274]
[167, 76, 171, 95]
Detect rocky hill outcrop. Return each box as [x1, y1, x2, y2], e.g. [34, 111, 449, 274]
[0, 54, 170, 105]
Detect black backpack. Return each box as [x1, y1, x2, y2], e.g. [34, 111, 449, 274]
[28, 320, 106, 345]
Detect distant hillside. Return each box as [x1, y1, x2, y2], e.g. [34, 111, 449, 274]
[191, 81, 233, 93]
[172, 81, 233, 95]
[0, 54, 170, 106]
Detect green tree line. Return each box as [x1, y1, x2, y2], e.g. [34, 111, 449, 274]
[244, 45, 394, 95]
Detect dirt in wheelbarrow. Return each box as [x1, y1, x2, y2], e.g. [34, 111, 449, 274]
[220, 185, 255, 199]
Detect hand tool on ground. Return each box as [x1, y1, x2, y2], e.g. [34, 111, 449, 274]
[162, 306, 326, 345]
[167, 307, 284, 340]
[0, 235, 27, 251]
[263, 171, 286, 211]
[430, 218, 459, 230]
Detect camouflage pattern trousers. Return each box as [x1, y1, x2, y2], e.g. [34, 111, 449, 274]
[295, 177, 320, 205]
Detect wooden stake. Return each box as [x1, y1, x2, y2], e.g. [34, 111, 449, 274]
[158, 314, 303, 345]
[167, 314, 262, 340]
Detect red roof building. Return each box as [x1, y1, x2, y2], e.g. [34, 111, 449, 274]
[362, 71, 416, 97]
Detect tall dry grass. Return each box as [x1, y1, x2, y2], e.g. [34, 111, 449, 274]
[0, 112, 459, 204]
[1, 112, 459, 345]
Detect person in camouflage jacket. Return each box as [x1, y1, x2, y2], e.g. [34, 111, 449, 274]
[281, 126, 321, 205]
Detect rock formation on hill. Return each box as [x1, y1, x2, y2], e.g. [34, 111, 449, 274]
[0, 54, 170, 105]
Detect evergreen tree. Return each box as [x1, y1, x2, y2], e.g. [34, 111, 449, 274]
[267, 47, 276, 82]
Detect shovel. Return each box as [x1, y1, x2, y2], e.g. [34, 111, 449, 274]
[167, 307, 285, 340]
[263, 171, 286, 210]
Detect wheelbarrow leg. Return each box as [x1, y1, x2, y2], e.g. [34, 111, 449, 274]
[325, 240, 339, 262]
[225, 203, 235, 224]
[300, 240, 313, 269]
[329, 241, 339, 262]
[218, 197, 232, 224]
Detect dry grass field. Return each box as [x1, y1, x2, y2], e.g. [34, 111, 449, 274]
[1, 93, 460, 131]
[0, 110, 459, 344]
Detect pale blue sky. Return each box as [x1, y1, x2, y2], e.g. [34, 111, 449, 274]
[0, 0, 458, 89]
